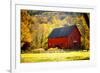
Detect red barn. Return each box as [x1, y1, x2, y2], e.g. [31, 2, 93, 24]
[48, 25, 81, 49]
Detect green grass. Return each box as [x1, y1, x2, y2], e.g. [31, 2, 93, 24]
[21, 51, 90, 63]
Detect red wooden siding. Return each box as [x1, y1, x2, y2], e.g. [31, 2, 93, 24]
[68, 26, 81, 49]
[48, 37, 68, 48]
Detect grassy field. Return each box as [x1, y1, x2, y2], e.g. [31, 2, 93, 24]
[21, 51, 89, 63]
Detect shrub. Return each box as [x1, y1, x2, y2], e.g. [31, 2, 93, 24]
[32, 48, 45, 53]
[47, 47, 64, 53]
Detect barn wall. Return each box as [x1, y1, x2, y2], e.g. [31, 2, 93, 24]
[68, 27, 81, 49]
[48, 37, 68, 49]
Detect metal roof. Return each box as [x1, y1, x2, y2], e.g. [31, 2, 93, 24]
[48, 25, 76, 38]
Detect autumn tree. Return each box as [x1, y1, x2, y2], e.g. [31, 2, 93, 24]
[21, 10, 32, 52]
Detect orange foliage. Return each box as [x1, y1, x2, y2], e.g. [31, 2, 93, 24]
[21, 10, 32, 45]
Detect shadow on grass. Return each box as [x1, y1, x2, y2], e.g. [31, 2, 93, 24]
[65, 56, 89, 60]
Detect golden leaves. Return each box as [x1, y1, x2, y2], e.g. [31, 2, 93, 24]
[21, 10, 32, 43]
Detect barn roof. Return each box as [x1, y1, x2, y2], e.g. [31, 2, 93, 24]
[48, 25, 76, 38]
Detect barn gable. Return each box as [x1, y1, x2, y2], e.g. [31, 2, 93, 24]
[48, 25, 77, 38]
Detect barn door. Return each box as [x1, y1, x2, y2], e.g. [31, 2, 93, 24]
[72, 40, 79, 49]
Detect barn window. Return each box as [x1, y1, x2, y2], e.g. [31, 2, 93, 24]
[73, 40, 77, 43]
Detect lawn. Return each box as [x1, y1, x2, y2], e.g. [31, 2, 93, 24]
[21, 51, 89, 63]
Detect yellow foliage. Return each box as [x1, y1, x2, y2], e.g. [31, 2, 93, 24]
[21, 10, 32, 44]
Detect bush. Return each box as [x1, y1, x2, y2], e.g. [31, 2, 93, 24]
[32, 48, 45, 53]
[47, 47, 64, 53]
